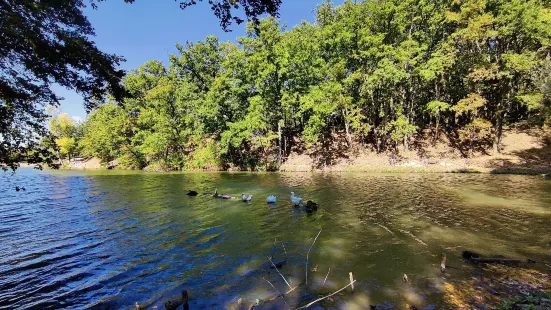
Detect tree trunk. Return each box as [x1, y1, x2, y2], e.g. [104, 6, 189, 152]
[435, 114, 440, 141]
[342, 109, 352, 147]
[278, 122, 282, 164]
[403, 134, 409, 152]
[493, 114, 503, 154]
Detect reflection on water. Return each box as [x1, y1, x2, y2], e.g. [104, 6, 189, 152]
[1, 169, 550, 309]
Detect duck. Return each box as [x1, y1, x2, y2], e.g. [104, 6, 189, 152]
[241, 193, 253, 202]
[15, 186, 25, 192]
[290, 192, 302, 206]
[187, 190, 198, 196]
[266, 195, 277, 203]
[305, 200, 319, 212]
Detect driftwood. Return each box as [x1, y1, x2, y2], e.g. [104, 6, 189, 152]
[203, 188, 234, 199]
[441, 254, 447, 273]
[462, 251, 536, 265]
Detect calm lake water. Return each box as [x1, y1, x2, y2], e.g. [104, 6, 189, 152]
[1, 168, 550, 309]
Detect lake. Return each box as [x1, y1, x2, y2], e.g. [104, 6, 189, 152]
[1, 169, 550, 309]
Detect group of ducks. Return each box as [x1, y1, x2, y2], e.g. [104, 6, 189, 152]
[186, 189, 319, 212]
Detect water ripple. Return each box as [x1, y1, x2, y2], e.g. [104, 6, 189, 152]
[1, 170, 550, 309]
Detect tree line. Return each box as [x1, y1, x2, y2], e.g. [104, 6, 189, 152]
[47, 0, 551, 171]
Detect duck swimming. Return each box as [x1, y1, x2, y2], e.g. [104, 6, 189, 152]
[266, 195, 277, 203]
[187, 190, 198, 196]
[241, 193, 253, 202]
[290, 192, 302, 206]
[305, 200, 319, 212]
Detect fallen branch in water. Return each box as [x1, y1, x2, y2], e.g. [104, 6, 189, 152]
[398, 229, 427, 246]
[349, 272, 355, 292]
[262, 277, 290, 309]
[376, 223, 395, 235]
[306, 229, 322, 286]
[285, 285, 299, 294]
[296, 280, 357, 309]
[471, 257, 532, 264]
[269, 257, 293, 290]
[463, 251, 536, 265]
[476, 278, 500, 295]
[441, 254, 447, 273]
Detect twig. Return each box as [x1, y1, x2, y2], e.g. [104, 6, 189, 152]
[398, 229, 428, 246]
[306, 229, 322, 285]
[269, 257, 293, 289]
[322, 268, 331, 286]
[376, 223, 395, 235]
[285, 285, 299, 294]
[262, 277, 290, 309]
[476, 278, 500, 295]
[349, 272, 355, 292]
[282, 242, 288, 257]
[296, 280, 356, 309]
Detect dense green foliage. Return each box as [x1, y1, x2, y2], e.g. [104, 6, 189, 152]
[68, 0, 551, 170]
[0, 0, 126, 171]
[0, 0, 281, 171]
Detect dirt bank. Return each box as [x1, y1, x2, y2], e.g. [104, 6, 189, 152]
[64, 157, 115, 170]
[280, 128, 551, 174]
[60, 128, 551, 175]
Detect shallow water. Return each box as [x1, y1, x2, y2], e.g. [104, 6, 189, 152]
[1, 169, 550, 309]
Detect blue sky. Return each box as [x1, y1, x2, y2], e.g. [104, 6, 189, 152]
[57, 0, 344, 120]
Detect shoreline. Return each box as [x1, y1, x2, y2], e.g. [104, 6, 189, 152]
[54, 161, 551, 176]
[55, 128, 551, 176]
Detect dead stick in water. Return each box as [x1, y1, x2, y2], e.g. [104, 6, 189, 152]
[470, 257, 532, 264]
[376, 223, 395, 235]
[463, 251, 536, 264]
[296, 280, 357, 309]
[398, 229, 428, 246]
[262, 277, 291, 309]
[285, 285, 299, 294]
[322, 268, 331, 286]
[441, 254, 446, 273]
[349, 272, 355, 292]
[269, 257, 293, 290]
[282, 242, 288, 257]
[306, 229, 322, 286]
[476, 278, 500, 295]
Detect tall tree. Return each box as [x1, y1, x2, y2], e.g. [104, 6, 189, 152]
[0, 0, 282, 171]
